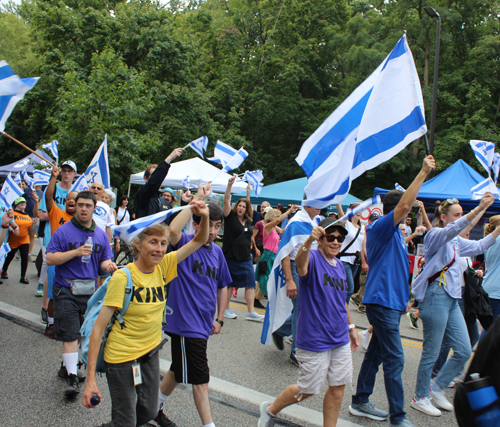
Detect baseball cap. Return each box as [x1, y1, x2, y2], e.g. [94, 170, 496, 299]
[61, 160, 77, 173]
[13, 196, 27, 206]
[318, 217, 348, 236]
[368, 212, 380, 221]
[162, 187, 174, 195]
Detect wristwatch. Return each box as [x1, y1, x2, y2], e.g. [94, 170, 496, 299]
[215, 319, 224, 327]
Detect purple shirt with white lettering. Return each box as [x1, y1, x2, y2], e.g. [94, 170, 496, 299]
[296, 249, 349, 352]
[164, 234, 232, 339]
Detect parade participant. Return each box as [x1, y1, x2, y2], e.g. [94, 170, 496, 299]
[0, 208, 19, 284]
[46, 190, 116, 397]
[134, 148, 183, 219]
[259, 218, 359, 427]
[350, 155, 435, 427]
[222, 177, 264, 321]
[161, 188, 176, 209]
[482, 215, 500, 322]
[82, 201, 209, 427]
[150, 185, 231, 427]
[410, 193, 500, 417]
[116, 195, 135, 226]
[1, 197, 33, 284]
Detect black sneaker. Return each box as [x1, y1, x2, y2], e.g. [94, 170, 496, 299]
[1, 272, 8, 279]
[406, 312, 419, 329]
[20, 277, 29, 284]
[272, 332, 284, 351]
[41, 308, 48, 324]
[289, 354, 299, 367]
[64, 374, 80, 397]
[148, 405, 177, 427]
[44, 324, 57, 339]
[58, 362, 86, 382]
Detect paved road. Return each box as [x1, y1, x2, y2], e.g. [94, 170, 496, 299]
[0, 243, 461, 427]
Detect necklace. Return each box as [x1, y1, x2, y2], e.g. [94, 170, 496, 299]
[319, 249, 337, 267]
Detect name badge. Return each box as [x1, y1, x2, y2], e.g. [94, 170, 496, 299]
[132, 362, 142, 386]
[244, 228, 248, 232]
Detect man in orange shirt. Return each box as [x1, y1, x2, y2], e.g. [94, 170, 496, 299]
[46, 166, 78, 232]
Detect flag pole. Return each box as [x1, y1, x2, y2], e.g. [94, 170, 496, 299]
[2, 132, 56, 168]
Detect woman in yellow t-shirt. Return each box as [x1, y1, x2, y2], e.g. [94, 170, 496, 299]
[1, 197, 33, 284]
[83, 201, 209, 427]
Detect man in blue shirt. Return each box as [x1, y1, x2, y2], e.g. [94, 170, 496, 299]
[349, 155, 435, 427]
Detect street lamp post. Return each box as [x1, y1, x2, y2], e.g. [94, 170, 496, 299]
[424, 6, 441, 156]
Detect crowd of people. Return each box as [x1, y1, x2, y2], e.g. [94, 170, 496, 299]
[1, 149, 500, 427]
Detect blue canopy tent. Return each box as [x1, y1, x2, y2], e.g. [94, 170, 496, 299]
[0, 150, 54, 178]
[230, 177, 361, 209]
[373, 159, 500, 213]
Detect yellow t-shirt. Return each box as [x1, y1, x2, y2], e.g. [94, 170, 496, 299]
[103, 252, 177, 364]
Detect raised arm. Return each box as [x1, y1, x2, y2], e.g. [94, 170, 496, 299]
[175, 201, 209, 263]
[295, 226, 324, 277]
[45, 166, 59, 213]
[460, 206, 486, 238]
[417, 200, 432, 230]
[223, 176, 235, 217]
[264, 205, 299, 234]
[245, 184, 253, 217]
[336, 204, 347, 226]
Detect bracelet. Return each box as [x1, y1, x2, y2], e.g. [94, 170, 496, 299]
[1, 223, 8, 229]
[302, 246, 311, 252]
[348, 323, 356, 330]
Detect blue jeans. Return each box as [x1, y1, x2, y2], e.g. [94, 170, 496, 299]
[343, 262, 358, 305]
[276, 260, 299, 357]
[491, 298, 500, 321]
[352, 304, 406, 424]
[415, 283, 471, 399]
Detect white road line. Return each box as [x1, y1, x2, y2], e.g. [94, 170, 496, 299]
[0, 300, 363, 427]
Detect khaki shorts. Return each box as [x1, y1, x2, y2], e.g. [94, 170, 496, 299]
[296, 343, 352, 396]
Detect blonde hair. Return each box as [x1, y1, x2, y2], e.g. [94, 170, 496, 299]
[132, 224, 169, 256]
[264, 208, 282, 223]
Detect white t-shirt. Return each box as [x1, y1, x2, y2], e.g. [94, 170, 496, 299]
[339, 221, 364, 265]
[117, 207, 131, 225]
[93, 200, 113, 233]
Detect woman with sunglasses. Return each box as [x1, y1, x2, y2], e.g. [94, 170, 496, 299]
[336, 203, 364, 305]
[409, 193, 500, 417]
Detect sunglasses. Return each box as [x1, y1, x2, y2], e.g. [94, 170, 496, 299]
[323, 234, 345, 243]
[439, 198, 459, 212]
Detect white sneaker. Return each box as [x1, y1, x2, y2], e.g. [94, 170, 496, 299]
[258, 401, 276, 426]
[246, 310, 265, 322]
[449, 370, 466, 388]
[410, 396, 441, 416]
[429, 388, 454, 411]
[224, 309, 237, 319]
[284, 335, 293, 345]
[360, 330, 370, 351]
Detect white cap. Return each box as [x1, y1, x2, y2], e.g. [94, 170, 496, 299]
[61, 160, 77, 173]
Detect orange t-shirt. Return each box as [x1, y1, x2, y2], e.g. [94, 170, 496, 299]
[8, 211, 32, 249]
[48, 204, 73, 236]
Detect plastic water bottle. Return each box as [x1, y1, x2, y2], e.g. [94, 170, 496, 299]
[81, 236, 93, 263]
[90, 394, 101, 407]
[465, 373, 500, 427]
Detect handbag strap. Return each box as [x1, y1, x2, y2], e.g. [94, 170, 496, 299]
[338, 225, 361, 258]
[428, 244, 456, 285]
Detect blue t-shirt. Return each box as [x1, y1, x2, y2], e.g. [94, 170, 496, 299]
[296, 250, 349, 352]
[39, 184, 69, 247]
[0, 201, 7, 244]
[164, 233, 232, 339]
[483, 238, 500, 300]
[46, 220, 113, 288]
[362, 211, 409, 311]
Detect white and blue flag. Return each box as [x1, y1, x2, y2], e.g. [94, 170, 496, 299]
[470, 140, 495, 175]
[0, 173, 23, 208]
[244, 170, 264, 196]
[186, 136, 208, 158]
[492, 152, 500, 184]
[222, 147, 248, 173]
[85, 134, 110, 189]
[296, 34, 426, 209]
[395, 183, 406, 192]
[42, 140, 59, 161]
[182, 176, 197, 190]
[0, 243, 11, 264]
[261, 208, 321, 345]
[110, 205, 193, 243]
[21, 169, 34, 189]
[13, 172, 21, 186]
[0, 61, 40, 132]
[471, 178, 500, 200]
[33, 170, 51, 187]
[70, 174, 89, 193]
[207, 140, 238, 166]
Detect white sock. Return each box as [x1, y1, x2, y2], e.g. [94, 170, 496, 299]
[203, 423, 215, 427]
[158, 390, 169, 410]
[48, 316, 54, 326]
[62, 352, 79, 376]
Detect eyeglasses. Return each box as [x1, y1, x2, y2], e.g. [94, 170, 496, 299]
[439, 198, 459, 212]
[323, 234, 345, 243]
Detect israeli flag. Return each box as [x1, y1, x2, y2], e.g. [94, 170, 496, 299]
[395, 183, 406, 192]
[222, 147, 248, 173]
[492, 152, 500, 184]
[0, 173, 23, 208]
[42, 140, 59, 161]
[470, 140, 495, 175]
[33, 170, 51, 187]
[207, 140, 238, 166]
[261, 209, 321, 345]
[182, 176, 196, 190]
[187, 136, 208, 158]
[110, 205, 193, 243]
[296, 34, 426, 209]
[13, 173, 21, 186]
[21, 169, 34, 189]
[244, 170, 264, 196]
[0, 243, 11, 263]
[0, 61, 40, 132]
[471, 178, 500, 200]
[70, 174, 89, 193]
[85, 134, 110, 189]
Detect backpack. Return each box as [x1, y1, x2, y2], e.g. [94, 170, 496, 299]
[80, 267, 134, 373]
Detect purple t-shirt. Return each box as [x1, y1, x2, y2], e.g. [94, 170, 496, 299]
[296, 250, 349, 352]
[46, 219, 113, 289]
[164, 233, 232, 339]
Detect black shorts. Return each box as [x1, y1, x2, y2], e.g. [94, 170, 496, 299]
[168, 333, 209, 385]
[53, 286, 91, 343]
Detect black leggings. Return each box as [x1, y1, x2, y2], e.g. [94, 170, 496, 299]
[2, 244, 29, 278]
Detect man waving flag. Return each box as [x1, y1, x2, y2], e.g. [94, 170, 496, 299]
[296, 34, 426, 208]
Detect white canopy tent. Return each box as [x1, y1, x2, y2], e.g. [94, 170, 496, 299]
[127, 157, 249, 195]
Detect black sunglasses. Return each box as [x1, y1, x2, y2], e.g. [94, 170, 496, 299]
[323, 234, 345, 243]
